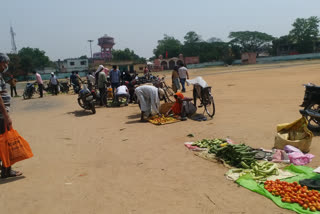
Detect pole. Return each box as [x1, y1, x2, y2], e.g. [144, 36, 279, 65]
[88, 40, 93, 59]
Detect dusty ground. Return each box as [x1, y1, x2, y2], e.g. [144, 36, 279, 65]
[2, 60, 320, 214]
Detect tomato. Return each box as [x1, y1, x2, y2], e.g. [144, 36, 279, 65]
[281, 198, 286, 202]
[310, 206, 317, 212]
[293, 181, 298, 186]
[299, 201, 304, 206]
[316, 205, 320, 211]
[297, 185, 302, 189]
[303, 204, 308, 210]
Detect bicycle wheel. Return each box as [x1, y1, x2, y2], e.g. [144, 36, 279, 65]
[204, 96, 215, 118]
[164, 90, 174, 103]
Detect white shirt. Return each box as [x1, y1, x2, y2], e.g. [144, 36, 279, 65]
[116, 85, 128, 95]
[178, 66, 188, 79]
[87, 74, 95, 84]
[50, 75, 58, 85]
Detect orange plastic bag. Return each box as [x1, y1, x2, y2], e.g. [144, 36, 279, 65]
[0, 127, 33, 167]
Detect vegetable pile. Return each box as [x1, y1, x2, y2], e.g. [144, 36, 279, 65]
[209, 143, 257, 168]
[265, 180, 320, 211]
[149, 115, 178, 125]
[192, 138, 227, 148]
[231, 161, 279, 183]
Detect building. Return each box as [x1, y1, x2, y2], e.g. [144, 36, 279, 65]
[93, 35, 115, 61]
[57, 58, 89, 73]
[154, 54, 200, 71]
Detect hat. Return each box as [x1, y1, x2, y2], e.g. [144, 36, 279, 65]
[0, 53, 10, 62]
[158, 88, 165, 100]
[51, 72, 54, 75]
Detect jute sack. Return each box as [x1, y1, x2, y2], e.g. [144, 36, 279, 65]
[274, 117, 313, 153]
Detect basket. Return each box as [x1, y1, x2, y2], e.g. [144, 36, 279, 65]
[159, 103, 174, 114]
[274, 133, 312, 153]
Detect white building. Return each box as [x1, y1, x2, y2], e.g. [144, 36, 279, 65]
[57, 58, 89, 73]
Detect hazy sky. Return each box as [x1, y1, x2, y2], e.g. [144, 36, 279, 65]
[1, 0, 320, 61]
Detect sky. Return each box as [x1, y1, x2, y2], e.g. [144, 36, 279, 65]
[1, 0, 320, 61]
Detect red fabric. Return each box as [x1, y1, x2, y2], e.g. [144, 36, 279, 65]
[171, 92, 184, 115]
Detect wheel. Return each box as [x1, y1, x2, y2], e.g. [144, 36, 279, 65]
[23, 92, 27, 100]
[77, 98, 85, 108]
[91, 103, 96, 114]
[204, 96, 215, 118]
[165, 86, 175, 97]
[164, 90, 173, 103]
[305, 103, 320, 132]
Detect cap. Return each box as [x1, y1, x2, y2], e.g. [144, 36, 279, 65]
[51, 72, 54, 75]
[0, 53, 10, 62]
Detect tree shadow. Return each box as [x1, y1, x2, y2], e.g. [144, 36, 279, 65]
[0, 176, 25, 185]
[67, 110, 93, 117]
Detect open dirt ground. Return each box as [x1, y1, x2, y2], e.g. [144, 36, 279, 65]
[2, 60, 320, 214]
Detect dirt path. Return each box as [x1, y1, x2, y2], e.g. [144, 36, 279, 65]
[2, 60, 320, 214]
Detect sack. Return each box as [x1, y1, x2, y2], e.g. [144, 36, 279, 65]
[0, 128, 33, 167]
[274, 117, 313, 153]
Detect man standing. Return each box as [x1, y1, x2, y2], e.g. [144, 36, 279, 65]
[135, 85, 165, 122]
[97, 69, 107, 106]
[178, 63, 189, 92]
[86, 71, 95, 91]
[115, 85, 130, 106]
[49, 72, 59, 95]
[0, 53, 22, 178]
[33, 71, 44, 98]
[109, 65, 121, 95]
[7, 75, 18, 97]
[70, 71, 80, 93]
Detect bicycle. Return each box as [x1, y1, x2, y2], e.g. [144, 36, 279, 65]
[193, 84, 215, 118]
[153, 76, 175, 102]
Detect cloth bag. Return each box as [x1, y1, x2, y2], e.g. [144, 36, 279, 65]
[0, 127, 33, 167]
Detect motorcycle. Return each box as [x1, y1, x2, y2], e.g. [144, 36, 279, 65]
[71, 83, 81, 94]
[77, 85, 96, 114]
[299, 83, 320, 131]
[59, 82, 70, 93]
[23, 83, 36, 99]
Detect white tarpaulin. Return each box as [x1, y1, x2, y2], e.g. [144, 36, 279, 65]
[186, 76, 208, 88]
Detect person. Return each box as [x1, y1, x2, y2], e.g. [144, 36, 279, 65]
[178, 63, 189, 92]
[165, 92, 197, 121]
[115, 85, 130, 106]
[171, 66, 180, 93]
[135, 85, 165, 122]
[70, 71, 80, 92]
[86, 71, 95, 91]
[109, 65, 121, 96]
[144, 66, 149, 75]
[33, 71, 44, 98]
[49, 72, 59, 95]
[7, 75, 18, 97]
[97, 68, 107, 106]
[0, 53, 22, 178]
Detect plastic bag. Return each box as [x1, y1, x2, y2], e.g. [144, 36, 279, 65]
[186, 77, 208, 88]
[0, 127, 33, 167]
[288, 152, 314, 166]
[284, 145, 302, 153]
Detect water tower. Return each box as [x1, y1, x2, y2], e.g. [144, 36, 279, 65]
[98, 34, 115, 61]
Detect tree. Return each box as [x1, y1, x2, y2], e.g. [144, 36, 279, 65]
[229, 31, 274, 55]
[289, 16, 320, 53]
[207, 37, 223, 43]
[153, 34, 182, 58]
[271, 35, 296, 56]
[184, 31, 202, 44]
[18, 47, 51, 74]
[112, 48, 146, 63]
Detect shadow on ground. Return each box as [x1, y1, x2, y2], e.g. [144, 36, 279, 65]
[67, 110, 94, 117]
[0, 176, 25, 185]
[127, 113, 141, 119]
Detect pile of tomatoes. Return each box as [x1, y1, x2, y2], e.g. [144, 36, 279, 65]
[264, 180, 320, 212]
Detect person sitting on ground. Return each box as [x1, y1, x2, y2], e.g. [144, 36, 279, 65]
[0, 53, 22, 178]
[7, 75, 18, 97]
[135, 85, 165, 122]
[49, 72, 59, 95]
[165, 92, 197, 121]
[115, 85, 130, 106]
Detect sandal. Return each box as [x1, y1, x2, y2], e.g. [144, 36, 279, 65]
[1, 166, 23, 178]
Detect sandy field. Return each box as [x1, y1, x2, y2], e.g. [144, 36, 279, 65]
[2, 60, 320, 214]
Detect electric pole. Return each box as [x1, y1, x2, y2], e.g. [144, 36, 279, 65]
[88, 40, 93, 59]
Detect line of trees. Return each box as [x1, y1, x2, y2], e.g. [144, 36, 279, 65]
[153, 16, 320, 64]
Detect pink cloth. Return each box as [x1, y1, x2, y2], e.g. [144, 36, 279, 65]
[103, 68, 109, 76]
[36, 73, 43, 84]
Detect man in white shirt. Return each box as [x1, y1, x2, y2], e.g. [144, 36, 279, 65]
[115, 85, 130, 106]
[86, 72, 95, 90]
[178, 63, 189, 92]
[49, 72, 59, 95]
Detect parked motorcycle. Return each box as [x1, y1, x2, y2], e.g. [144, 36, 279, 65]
[59, 82, 70, 93]
[71, 83, 81, 94]
[23, 83, 36, 99]
[299, 83, 320, 131]
[77, 85, 96, 114]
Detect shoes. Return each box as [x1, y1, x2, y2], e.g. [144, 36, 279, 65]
[182, 90, 186, 93]
[181, 117, 188, 121]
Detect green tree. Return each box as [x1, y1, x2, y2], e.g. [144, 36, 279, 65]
[207, 37, 223, 43]
[153, 34, 182, 58]
[289, 16, 320, 53]
[18, 47, 51, 74]
[112, 48, 146, 63]
[229, 31, 274, 55]
[184, 31, 202, 44]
